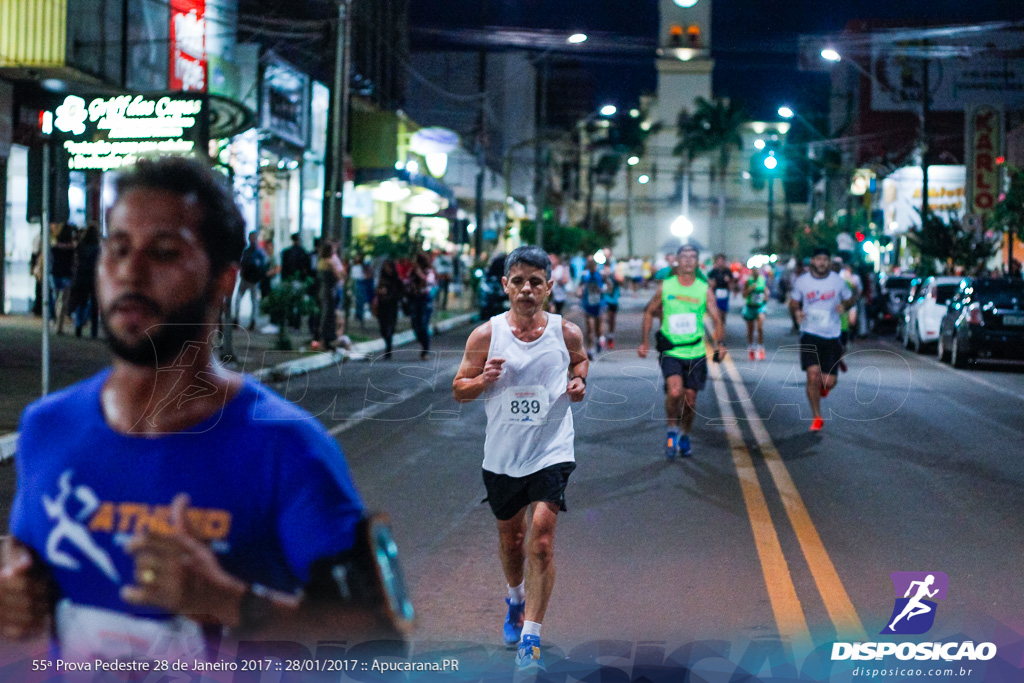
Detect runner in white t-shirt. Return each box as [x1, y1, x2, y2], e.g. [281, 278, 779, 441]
[453, 246, 587, 672]
[788, 247, 856, 432]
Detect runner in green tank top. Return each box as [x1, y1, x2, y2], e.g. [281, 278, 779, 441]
[638, 244, 726, 459]
[742, 268, 769, 361]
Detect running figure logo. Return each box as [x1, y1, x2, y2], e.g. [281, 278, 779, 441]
[881, 571, 949, 635]
[42, 470, 121, 583]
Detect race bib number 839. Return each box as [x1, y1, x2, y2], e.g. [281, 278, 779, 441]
[502, 386, 550, 423]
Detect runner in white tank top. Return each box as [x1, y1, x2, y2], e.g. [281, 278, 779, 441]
[453, 246, 587, 672]
[481, 311, 575, 477]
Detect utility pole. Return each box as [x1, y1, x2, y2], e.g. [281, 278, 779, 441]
[474, 49, 487, 258]
[326, 0, 353, 245]
[534, 58, 549, 250]
[626, 168, 634, 256]
[919, 52, 931, 226]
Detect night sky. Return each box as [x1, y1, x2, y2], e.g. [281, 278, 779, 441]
[409, 0, 1023, 120]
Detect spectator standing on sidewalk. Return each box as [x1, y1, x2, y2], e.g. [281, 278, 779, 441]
[315, 242, 343, 350]
[351, 254, 375, 327]
[0, 156, 400, 659]
[70, 223, 101, 338]
[234, 231, 268, 330]
[280, 233, 311, 330]
[51, 222, 77, 335]
[373, 259, 404, 359]
[434, 251, 453, 311]
[407, 252, 437, 360]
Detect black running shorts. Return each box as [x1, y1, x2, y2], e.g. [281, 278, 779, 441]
[482, 462, 577, 521]
[799, 332, 844, 376]
[660, 354, 709, 392]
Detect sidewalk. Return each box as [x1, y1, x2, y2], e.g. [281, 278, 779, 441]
[0, 298, 478, 456]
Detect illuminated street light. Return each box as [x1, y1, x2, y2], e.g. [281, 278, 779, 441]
[778, 106, 794, 119]
[671, 215, 693, 238]
[629, 109, 641, 118]
[638, 174, 650, 184]
[568, 33, 588, 44]
[821, 47, 841, 62]
[627, 156, 640, 166]
[754, 139, 766, 150]
[600, 104, 617, 117]
[764, 154, 778, 171]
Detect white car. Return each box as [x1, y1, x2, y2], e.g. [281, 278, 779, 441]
[903, 276, 965, 353]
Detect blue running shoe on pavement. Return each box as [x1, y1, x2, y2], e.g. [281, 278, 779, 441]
[678, 434, 692, 457]
[503, 599, 525, 646]
[515, 635, 544, 671]
[665, 432, 679, 460]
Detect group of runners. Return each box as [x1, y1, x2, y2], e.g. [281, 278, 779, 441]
[0, 155, 856, 675]
[453, 241, 855, 670]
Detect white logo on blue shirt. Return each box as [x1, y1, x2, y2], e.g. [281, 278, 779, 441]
[43, 470, 121, 583]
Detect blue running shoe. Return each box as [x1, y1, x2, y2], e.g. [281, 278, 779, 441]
[515, 635, 544, 671]
[678, 434, 692, 457]
[503, 599, 525, 646]
[665, 432, 679, 460]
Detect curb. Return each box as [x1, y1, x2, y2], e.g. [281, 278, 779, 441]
[251, 311, 477, 382]
[0, 311, 478, 463]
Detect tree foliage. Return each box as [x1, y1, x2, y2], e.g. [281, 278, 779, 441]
[990, 163, 1024, 240]
[908, 213, 1001, 277]
[519, 219, 608, 256]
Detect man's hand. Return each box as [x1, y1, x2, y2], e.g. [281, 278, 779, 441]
[0, 537, 51, 641]
[637, 342, 650, 359]
[121, 494, 245, 626]
[480, 357, 506, 385]
[795, 310, 806, 325]
[566, 377, 586, 402]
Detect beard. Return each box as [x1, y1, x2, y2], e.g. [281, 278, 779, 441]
[101, 288, 215, 368]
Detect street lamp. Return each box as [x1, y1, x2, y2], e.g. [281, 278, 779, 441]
[627, 155, 640, 166]
[671, 214, 694, 238]
[820, 47, 841, 63]
[778, 106, 795, 119]
[763, 151, 781, 252]
[533, 32, 590, 250]
[600, 104, 617, 117]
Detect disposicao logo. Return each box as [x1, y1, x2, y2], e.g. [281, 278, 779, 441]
[831, 571, 997, 663]
[882, 571, 948, 635]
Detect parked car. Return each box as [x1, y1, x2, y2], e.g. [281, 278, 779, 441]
[893, 277, 923, 341]
[477, 253, 509, 319]
[902, 276, 964, 353]
[874, 273, 917, 334]
[937, 277, 1024, 367]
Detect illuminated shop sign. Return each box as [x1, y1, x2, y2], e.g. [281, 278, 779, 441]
[52, 94, 208, 171]
[170, 0, 207, 92]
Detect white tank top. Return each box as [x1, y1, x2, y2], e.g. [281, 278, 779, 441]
[483, 313, 575, 477]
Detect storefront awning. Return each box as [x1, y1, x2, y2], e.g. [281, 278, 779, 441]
[355, 167, 457, 204]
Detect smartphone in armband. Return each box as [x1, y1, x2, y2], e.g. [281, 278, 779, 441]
[307, 513, 415, 638]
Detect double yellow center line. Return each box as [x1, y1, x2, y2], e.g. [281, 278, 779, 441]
[708, 346, 867, 658]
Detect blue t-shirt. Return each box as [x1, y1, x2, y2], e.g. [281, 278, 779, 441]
[11, 370, 363, 659]
[579, 271, 605, 310]
[602, 271, 620, 306]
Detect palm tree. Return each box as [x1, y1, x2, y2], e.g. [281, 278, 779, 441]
[674, 97, 748, 252]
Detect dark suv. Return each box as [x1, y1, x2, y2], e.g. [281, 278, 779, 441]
[874, 273, 917, 333]
[937, 278, 1024, 367]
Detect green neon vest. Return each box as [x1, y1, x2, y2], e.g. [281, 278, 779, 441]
[746, 274, 767, 307]
[661, 276, 708, 360]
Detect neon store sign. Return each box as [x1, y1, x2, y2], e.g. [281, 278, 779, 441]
[53, 94, 206, 171]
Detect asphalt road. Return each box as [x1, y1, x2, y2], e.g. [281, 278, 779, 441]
[3, 291, 1023, 680]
